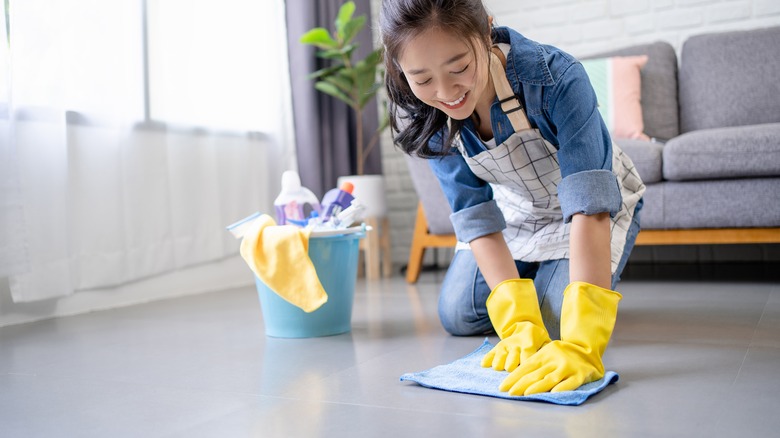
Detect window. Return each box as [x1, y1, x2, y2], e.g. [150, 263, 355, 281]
[1, 0, 8, 114]
[147, 0, 285, 132]
[2, 0, 286, 132]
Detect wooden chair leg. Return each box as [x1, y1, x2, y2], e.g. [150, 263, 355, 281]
[380, 216, 392, 278]
[406, 203, 429, 284]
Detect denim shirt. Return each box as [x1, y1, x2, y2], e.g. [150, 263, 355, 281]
[428, 26, 622, 244]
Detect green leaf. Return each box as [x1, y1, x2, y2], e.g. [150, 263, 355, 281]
[323, 74, 354, 95]
[341, 16, 366, 45]
[358, 83, 382, 109]
[300, 28, 337, 50]
[354, 48, 383, 73]
[335, 1, 356, 39]
[315, 81, 355, 107]
[307, 64, 344, 80]
[366, 48, 383, 66]
[377, 108, 390, 132]
[317, 50, 341, 60]
[317, 44, 357, 60]
[354, 53, 381, 90]
[355, 66, 376, 95]
[301, 0, 389, 149]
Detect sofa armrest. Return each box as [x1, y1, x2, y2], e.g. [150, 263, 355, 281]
[616, 139, 664, 184]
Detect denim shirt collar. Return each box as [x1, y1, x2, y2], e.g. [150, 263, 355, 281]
[493, 27, 556, 87]
[458, 27, 563, 154]
[459, 103, 522, 154]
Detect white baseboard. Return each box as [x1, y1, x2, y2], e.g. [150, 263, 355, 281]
[0, 256, 254, 328]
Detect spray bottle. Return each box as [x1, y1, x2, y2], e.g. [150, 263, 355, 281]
[320, 182, 356, 223]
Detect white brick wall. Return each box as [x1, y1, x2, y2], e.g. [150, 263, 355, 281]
[372, 0, 780, 269]
[484, 0, 780, 56]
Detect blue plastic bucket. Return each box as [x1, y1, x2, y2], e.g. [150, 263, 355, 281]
[255, 232, 363, 338]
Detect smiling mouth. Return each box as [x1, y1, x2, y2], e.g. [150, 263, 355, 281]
[441, 92, 468, 109]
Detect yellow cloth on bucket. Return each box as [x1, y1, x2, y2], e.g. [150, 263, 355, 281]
[239, 214, 327, 313]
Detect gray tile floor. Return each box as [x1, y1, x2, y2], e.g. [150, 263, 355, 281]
[1, 268, 779, 437]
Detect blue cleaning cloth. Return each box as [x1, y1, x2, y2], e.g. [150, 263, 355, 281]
[400, 339, 619, 406]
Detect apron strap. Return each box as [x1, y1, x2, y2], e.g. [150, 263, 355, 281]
[489, 50, 532, 132]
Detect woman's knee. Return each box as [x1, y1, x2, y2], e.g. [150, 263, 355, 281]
[438, 297, 489, 336]
[437, 251, 492, 336]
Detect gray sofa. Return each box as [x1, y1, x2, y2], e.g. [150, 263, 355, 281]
[591, 26, 780, 244]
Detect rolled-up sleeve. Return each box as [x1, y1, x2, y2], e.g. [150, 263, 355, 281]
[427, 133, 506, 243]
[548, 61, 622, 223]
[558, 170, 621, 223]
[450, 200, 506, 243]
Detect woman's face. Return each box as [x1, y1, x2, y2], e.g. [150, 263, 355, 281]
[397, 27, 492, 121]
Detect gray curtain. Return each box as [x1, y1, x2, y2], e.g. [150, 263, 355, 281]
[285, 0, 382, 198]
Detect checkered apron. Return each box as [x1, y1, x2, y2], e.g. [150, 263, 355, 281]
[455, 53, 645, 273]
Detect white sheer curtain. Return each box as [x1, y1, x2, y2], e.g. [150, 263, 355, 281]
[0, 0, 294, 302]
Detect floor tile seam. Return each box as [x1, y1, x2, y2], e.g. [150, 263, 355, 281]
[731, 346, 752, 387]
[610, 337, 754, 349]
[618, 293, 775, 305]
[747, 342, 780, 350]
[713, 346, 755, 432]
[145, 398, 270, 438]
[756, 294, 772, 325]
[610, 338, 780, 359]
[0, 371, 308, 402]
[747, 340, 780, 350]
[0, 349, 418, 400]
[618, 285, 777, 299]
[2, 371, 39, 377]
[611, 337, 753, 381]
[747, 297, 773, 349]
[255, 395, 542, 419]
[256, 344, 427, 399]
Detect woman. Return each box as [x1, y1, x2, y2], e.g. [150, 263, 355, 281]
[380, 0, 645, 395]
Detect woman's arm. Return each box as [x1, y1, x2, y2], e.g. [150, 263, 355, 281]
[569, 212, 612, 289]
[470, 213, 612, 291]
[545, 61, 619, 290]
[469, 231, 520, 290]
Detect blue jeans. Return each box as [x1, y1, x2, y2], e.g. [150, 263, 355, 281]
[438, 200, 643, 339]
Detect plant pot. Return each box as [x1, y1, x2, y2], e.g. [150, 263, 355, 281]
[337, 174, 387, 218]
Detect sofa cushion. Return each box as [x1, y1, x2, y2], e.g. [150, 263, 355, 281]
[583, 41, 679, 141]
[679, 26, 780, 133]
[662, 123, 780, 181]
[639, 178, 780, 229]
[615, 139, 664, 184]
[581, 55, 649, 140]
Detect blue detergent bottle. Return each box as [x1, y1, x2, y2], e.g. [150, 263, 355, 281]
[274, 171, 321, 226]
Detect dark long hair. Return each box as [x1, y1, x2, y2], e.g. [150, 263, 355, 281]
[379, 0, 493, 157]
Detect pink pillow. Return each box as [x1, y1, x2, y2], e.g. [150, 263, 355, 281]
[581, 55, 650, 141]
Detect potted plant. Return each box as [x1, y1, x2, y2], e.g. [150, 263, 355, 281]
[300, 1, 392, 278]
[300, 0, 387, 177]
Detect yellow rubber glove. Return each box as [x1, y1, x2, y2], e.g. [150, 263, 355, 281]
[480, 279, 551, 372]
[499, 281, 622, 395]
